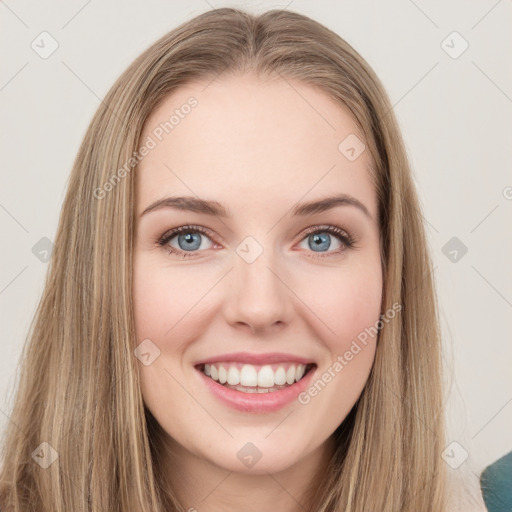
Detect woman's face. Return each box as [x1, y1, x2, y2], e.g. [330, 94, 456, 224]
[133, 73, 382, 475]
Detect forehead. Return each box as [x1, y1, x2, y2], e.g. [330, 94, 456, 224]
[136, 73, 377, 220]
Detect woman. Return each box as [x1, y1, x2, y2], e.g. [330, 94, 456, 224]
[0, 7, 486, 511]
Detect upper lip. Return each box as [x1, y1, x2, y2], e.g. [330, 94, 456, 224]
[195, 352, 316, 367]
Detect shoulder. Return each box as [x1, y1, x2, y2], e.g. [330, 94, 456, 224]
[479, 451, 512, 512]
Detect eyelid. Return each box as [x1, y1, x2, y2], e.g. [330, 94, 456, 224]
[158, 224, 216, 243]
[300, 224, 356, 245]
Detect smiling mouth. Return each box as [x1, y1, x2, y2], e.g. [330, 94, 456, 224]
[196, 362, 316, 393]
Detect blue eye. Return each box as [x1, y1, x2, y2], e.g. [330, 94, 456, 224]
[298, 225, 357, 258]
[156, 224, 357, 259]
[157, 225, 215, 258]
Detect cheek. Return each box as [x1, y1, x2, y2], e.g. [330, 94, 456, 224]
[295, 265, 382, 420]
[133, 268, 167, 341]
[132, 255, 205, 341]
[132, 258, 195, 419]
[335, 275, 382, 345]
[282, 261, 382, 444]
[297, 257, 383, 352]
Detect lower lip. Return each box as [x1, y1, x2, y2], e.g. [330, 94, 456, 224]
[196, 365, 317, 413]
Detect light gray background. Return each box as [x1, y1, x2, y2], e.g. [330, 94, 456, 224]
[1, 0, 511, 482]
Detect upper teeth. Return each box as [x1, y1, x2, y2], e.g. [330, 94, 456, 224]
[203, 363, 308, 387]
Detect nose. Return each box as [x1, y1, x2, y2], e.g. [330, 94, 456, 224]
[223, 247, 293, 335]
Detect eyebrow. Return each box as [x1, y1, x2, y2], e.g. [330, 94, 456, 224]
[140, 193, 372, 220]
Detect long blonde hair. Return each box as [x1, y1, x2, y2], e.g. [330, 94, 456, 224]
[1, 7, 451, 511]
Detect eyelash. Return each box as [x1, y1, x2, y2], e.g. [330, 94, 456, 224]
[155, 224, 357, 260]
